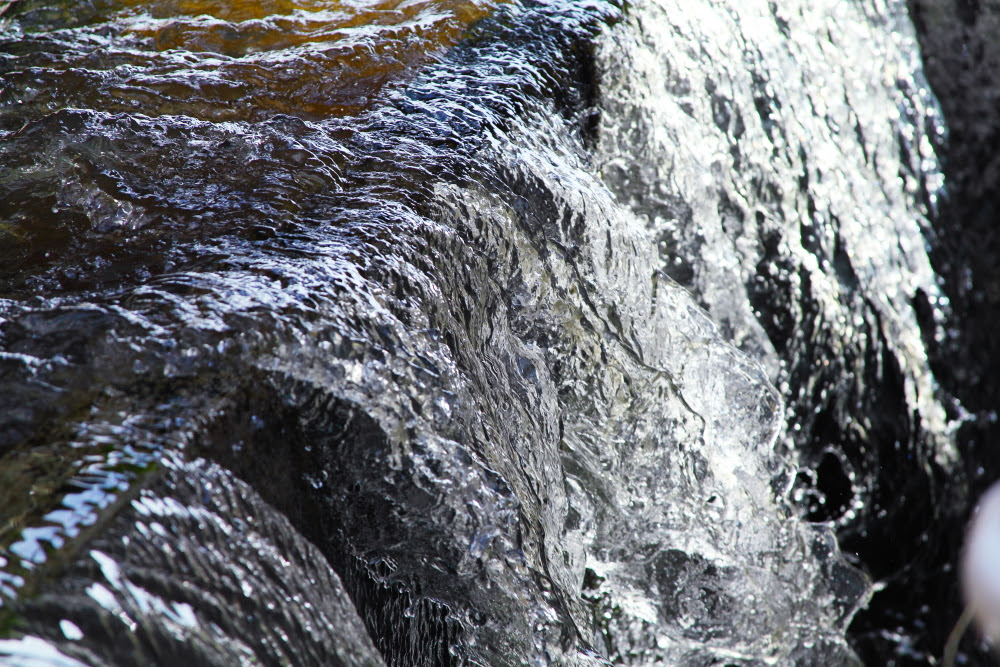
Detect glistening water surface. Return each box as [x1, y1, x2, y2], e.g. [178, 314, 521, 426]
[0, 0, 987, 664]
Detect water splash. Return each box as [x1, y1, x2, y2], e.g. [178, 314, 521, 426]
[0, 0, 966, 663]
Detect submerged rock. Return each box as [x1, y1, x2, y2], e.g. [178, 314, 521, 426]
[5, 458, 386, 666]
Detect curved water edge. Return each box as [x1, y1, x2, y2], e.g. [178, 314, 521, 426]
[0, 0, 991, 664]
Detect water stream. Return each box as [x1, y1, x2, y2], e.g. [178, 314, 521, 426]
[0, 0, 991, 664]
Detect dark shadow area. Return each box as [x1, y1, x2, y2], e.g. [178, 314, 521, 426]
[190, 374, 464, 667]
[845, 2, 1000, 663]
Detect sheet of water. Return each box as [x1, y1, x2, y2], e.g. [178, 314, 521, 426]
[0, 0, 965, 663]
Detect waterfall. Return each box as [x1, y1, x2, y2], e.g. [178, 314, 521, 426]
[0, 0, 990, 663]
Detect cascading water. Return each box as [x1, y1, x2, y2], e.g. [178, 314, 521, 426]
[0, 0, 992, 664]
[592, 2, 979, 662]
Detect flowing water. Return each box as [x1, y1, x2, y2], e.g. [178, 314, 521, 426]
[0, 0, 987, 664]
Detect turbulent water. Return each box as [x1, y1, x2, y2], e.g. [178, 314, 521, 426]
[0, 0, 990, 664]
